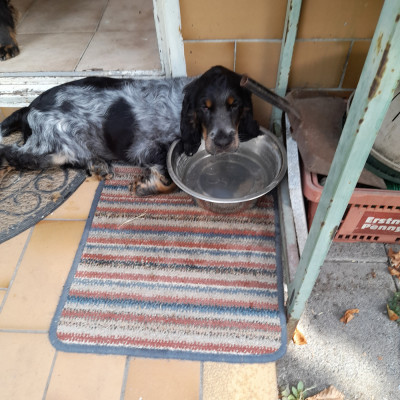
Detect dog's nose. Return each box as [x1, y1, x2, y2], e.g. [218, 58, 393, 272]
[213, 130, 234, 148]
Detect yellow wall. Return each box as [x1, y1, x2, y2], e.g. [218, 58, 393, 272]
[180, 0, 384, 126]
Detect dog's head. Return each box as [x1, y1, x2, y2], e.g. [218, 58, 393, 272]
[180, 66, 261, 156]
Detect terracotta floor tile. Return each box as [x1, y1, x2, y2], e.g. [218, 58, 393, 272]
[12, 0, 36, 17]
[124, 358, 201, 400]
[0, 332, 55, 400]
[45, 352, 125, 400]
[0, 107, 20, 120]
[99, 0, 154, 32]
[46, 176, 100, 220]
[18, 0, 107, 34]
[76, 31, 161, 72]
[202, 362, 278, 400]
[0, 220, 85, 330]
[0, 33, 93, 73]
[0, 229, 30, 288]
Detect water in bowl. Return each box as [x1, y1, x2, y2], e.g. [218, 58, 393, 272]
[182, 150, 275, 200]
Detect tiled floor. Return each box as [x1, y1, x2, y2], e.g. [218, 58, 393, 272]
[0, 0, 279, 396]
[0, 135, 279, 399]
[0, 174, 279, 400]
[0, 0, 161, 73]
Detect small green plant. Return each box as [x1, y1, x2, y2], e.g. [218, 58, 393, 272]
[387, 291, 400, 323]
[280, 381, 314, 400]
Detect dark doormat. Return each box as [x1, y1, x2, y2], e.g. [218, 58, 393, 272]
[0, 165, 87, 244]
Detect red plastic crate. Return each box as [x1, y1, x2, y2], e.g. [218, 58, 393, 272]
[302, 167, 400, 243]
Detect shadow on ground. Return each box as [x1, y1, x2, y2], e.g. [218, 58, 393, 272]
[277, 242, 400, 400]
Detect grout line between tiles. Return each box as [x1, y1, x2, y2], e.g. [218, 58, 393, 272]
[199, 362, 204, 400]
[184, 39, 281, 43]
[0, 227, 34, 313]
[74, 0, 111, 71]
[295, 37, 371, 42]
[42, 351, 58, 400]
[95, 0, 111, 33]
[0, 329, 48, 333]
[184, 38, 371, 44]
[120, 356, 131, 400]
[16, 0, 40, 27]
[74, 33, 96, 72]
[338, 40, 354, 89]
[289, 87, 355, 92]
[233, 41, 237, 72]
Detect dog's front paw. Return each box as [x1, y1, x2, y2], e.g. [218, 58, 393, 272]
[0, 43, 19, 61]
[128, 176, 146, 197]
[129, 168, 175, 197]
[87, 159, 114, 180]
[129, 174, 152, 197]
[131, 181, 149, 197]
[183, 140, 201, 157]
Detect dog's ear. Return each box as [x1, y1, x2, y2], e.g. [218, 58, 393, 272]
[238, 89, 261, 142]
[180, 81, 202, 156]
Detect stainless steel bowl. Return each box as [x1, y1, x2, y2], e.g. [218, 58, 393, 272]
[167, 127, 287, 214]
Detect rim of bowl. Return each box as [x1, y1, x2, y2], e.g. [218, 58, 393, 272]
[167, 127, 287, 204]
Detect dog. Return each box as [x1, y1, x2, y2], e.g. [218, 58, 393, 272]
[0, 66, 262, 196]
[0, 0, 19, 61]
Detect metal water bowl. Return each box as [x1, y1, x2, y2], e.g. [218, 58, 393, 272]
[167, 127, 287, 214]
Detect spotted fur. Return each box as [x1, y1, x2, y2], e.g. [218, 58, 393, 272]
[0, 66, 261, 196]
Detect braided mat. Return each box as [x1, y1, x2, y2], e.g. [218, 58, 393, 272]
[50, 164, 286, 363]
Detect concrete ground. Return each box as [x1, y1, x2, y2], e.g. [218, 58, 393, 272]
[277, 242, 400, 400]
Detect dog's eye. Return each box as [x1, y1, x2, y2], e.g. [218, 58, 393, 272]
[227, 97, 238, 109]
[202, 99, 212, 111]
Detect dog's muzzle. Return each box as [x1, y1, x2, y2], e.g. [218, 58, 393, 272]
[206, 129, 238, 155]
[213, 129, 235, 148]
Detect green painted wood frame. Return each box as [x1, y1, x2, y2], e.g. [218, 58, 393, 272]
[283, 0, 400, 338]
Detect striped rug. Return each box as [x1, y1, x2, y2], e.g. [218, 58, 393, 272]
[50, 164, 286, 363]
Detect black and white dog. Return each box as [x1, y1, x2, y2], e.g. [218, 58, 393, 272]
[0, 66, 262, 195]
